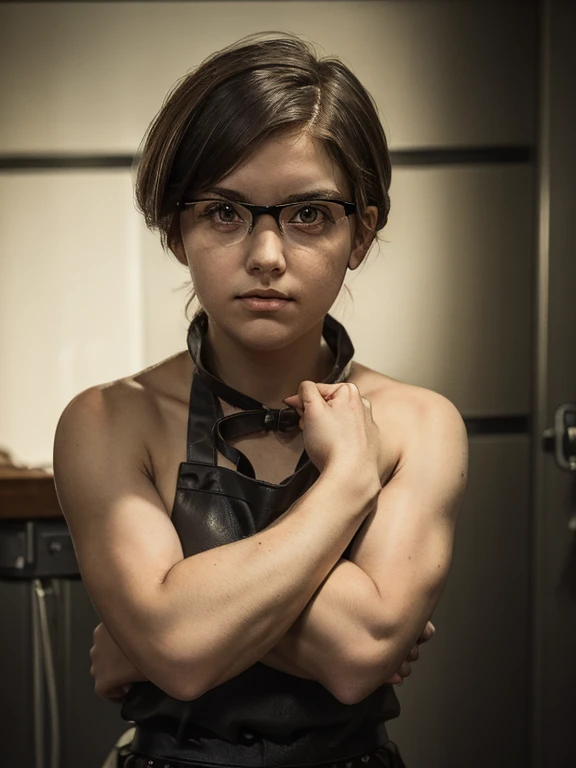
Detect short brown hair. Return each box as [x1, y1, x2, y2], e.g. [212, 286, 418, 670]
[135, 33, 392, 253]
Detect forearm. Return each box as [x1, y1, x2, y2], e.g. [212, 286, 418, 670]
[100, 560, 397, 701]
[259, 557, 389, 692]
[153, 467, 378, 699]
[261, 559, 439, 704]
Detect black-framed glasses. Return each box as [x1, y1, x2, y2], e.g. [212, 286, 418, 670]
[176, 197, 357, 248]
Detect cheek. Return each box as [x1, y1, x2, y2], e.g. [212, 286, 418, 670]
[188, 259, 226, 299]
[307, 241, 351, 285]
[182, 240, 230, 304]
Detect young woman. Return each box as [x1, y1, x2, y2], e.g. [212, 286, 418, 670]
[53, 34, 468, 768]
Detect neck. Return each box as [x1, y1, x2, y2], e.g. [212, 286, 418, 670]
[203, 317, 334, 409]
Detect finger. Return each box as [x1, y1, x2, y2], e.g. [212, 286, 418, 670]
[285, 383, 360, 419]
[418, 621, 436, 644]
[398, 660, 412, 678]
[333, 383, 372, 413]
[407, 644, 420, 662]
[313, 383, 348, 399]
[298, 380, 326, 407]
[313, 382, 363, 403]
[285, 383, 350, 409]
[282, 394, 302, 408]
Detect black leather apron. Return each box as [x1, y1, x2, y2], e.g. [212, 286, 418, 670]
[121, 310, 401, 766]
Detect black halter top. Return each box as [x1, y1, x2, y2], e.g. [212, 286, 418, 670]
[121, 310, 400, 766]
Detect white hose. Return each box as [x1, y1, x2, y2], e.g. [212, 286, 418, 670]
[31, 579, 45, 768]
[33, 579, 61, 768]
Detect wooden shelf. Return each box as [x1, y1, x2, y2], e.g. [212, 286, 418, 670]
[0, 469, 63, 520]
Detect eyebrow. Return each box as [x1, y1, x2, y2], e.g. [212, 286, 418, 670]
[205, 186, 348, 204]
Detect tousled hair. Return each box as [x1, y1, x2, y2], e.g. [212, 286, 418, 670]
[134, 33, 392, 314]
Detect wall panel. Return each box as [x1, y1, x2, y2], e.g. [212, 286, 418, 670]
[335, 165, 534, 416]
[0, 171, 141, 466]
[0, 1, 535, 153]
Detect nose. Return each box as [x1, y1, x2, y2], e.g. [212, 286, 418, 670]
[244, 215, 287, 275]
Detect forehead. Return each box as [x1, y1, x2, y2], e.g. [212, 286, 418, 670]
[213, 130, 351, 203]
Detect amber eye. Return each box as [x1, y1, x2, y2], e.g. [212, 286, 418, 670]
[215, 203, 239, 222]
[297, 206, 320, 224]
[287, 204, 334, 227]
[200, 202, 244, 223]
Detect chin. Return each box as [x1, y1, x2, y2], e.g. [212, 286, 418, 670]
[211, 303, 322, 352]
[232, 318, 300, 352]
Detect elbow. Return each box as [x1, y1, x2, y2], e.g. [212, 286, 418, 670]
[162, 678, 205, 702]
[331, 684, 366, 706]
[329, 638, 397, 705]
[151, 658, 210, 702]
[331, 674, 381, 706]
[142, 631, 213, 702]
[155, 654, 204, 701]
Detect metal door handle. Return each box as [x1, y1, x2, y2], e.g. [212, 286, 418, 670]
[542, 402, 576, 471]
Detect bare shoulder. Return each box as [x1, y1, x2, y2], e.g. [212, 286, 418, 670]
[350, 361, 468, 472]
[55, 352, 189, 457]
[53, 351, 192, 521]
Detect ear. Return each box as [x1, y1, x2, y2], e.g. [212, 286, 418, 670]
[170, 237, 188, 267]
[348, 205, 378, 270]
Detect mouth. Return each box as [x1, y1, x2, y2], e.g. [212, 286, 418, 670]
[238, 290, 293, 300]
[236, 293, 294, 311]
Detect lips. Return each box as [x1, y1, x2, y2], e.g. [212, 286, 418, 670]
[238, 290, 292, 300]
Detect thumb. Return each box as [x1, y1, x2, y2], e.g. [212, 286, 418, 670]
[298, 380, 325, 408]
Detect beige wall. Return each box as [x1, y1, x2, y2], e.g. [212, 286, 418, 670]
[0, 1, 534, 466]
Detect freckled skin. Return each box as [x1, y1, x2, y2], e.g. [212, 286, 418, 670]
[172, 130, 376, 355]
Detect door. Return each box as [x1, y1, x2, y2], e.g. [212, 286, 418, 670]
[533, 2, 576, 766]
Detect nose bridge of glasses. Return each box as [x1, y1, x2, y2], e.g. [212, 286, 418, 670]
[247, 203, 285, 234]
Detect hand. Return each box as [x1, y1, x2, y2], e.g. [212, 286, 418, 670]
[89, 623, 148, 701]
[386, 621, 436, 686]
[283, 382, 387, 484]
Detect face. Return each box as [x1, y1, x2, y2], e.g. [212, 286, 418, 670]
[173, 129, 377, 351]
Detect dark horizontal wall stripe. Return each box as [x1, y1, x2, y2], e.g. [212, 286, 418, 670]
[0, 155, 134, 171]
[5, 0, 539, 3]
[0, 146, 533, 171]
[464, 415, 530, 436]
[391, 146, 534, 166]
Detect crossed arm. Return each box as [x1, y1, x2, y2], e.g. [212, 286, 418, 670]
[89, 389, 467, 705]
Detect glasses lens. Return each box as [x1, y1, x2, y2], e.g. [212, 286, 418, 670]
[183, 199, 350, 248]
[279, 202, 349, 249]
[186, 200, 251, 246]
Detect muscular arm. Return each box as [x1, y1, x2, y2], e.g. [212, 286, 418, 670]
[54, 384, 380, 704]
[259, 388, 468, 703]
[258, 557, 384, 681]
